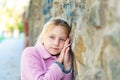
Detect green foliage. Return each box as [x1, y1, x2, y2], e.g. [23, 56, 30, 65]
[18, 21, 23, 33]
[0, 8, 23, 33]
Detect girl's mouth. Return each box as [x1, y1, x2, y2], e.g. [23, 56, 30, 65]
[53, 48, 59, 50]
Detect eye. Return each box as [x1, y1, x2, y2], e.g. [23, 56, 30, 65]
[60, 38, 65, 42]
[49, 36, 55, 39]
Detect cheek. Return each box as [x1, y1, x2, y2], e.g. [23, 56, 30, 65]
[44, 39, 51, 45]
[42, 37, 50, 46]
[43, 41, 51, 50]
[59, 42, 65, 49]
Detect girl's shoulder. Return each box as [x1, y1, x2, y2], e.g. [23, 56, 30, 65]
[22, 47, 39, 57]
[23, 47, 35, 52]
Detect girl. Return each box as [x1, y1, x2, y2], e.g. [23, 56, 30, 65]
[21, 17, 73, 80]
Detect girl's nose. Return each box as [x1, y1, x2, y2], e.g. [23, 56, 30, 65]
[54, 39, 59, 46]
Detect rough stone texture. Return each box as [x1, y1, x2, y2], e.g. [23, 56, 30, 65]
[28, 0, 120, 80]
[28, 0, 44, 46]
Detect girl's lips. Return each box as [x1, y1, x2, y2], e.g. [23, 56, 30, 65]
[53, 48, 59, 50]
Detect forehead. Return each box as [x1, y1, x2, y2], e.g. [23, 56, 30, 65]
[47, 26, 68, 37]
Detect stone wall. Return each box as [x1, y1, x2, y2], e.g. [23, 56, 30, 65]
[28, 0, 120, 80]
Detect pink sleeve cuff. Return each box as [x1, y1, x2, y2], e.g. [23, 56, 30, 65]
[48, 63, 64, 79]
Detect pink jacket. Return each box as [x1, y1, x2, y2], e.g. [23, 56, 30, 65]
[21, 42, 72, 80]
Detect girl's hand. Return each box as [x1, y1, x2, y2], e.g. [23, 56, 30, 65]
[63, 39, 72, 71]
[57, 38, 71, 64]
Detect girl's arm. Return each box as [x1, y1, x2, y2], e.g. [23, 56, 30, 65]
[21, 47, 64, 80]
[57, 38, 73, 80]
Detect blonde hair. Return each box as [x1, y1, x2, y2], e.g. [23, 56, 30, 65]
[36, 17, 71, 44]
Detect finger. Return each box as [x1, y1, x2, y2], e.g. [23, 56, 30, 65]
[62, 38, 71, 51]
[62, 43, 71, 53]
[65, 47, 70, 55]
[64, 38, 70, 46]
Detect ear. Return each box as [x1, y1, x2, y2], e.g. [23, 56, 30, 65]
[41, 37, 44, 44]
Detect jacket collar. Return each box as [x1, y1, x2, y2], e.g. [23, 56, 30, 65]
[34, 42, 52, 59]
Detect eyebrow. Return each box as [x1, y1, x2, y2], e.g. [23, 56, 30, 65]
[50, 34, 67, 39]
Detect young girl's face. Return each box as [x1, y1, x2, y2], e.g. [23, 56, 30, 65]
[42, 26, 68, 55]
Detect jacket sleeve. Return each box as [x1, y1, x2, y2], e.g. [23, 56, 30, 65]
[21, 47, 64, 80]
[63, 70, 73, 80]
[54, 61, 73, 80]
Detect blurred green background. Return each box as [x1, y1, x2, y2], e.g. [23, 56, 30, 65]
[0, 0, 30, 80]
[0, 0, 29, 42]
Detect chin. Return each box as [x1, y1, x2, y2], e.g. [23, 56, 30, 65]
[50, 52, 60, 56]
